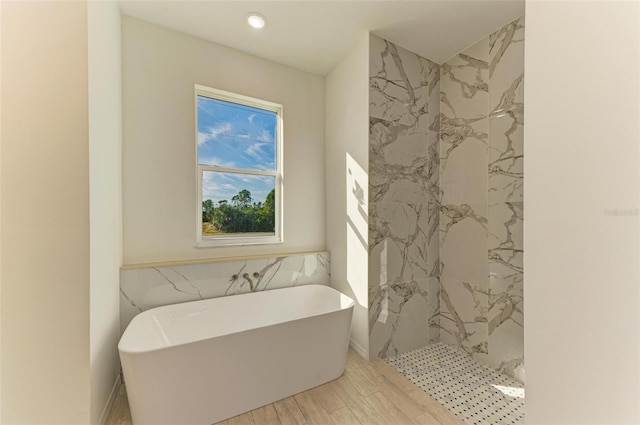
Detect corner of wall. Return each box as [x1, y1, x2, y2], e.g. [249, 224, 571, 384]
[325, 32, 370, 358]
[88, 1, 123, 423]
[0, 1, 3, 419]
[438, 16, 524, 382]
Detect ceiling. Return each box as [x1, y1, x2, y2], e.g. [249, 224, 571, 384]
[118, 0, 525, 75]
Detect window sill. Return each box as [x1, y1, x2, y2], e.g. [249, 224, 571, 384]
[196, 235, 284, 248]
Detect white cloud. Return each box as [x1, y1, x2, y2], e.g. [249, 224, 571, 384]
[197, 132, 209, 146]
[198, 122, 232, 145]
[202, 172, 237, 201]
[248, 113, 256, 124]
[208, 157, 236, 168]
[245, 142, 275, 169]
[245, 142, 267, 160]
[257, 129, 273, 143]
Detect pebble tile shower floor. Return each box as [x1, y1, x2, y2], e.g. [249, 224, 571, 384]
[384, 343, 524, 425]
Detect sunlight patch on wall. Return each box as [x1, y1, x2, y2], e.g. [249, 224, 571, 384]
[346, 153, 368, 307]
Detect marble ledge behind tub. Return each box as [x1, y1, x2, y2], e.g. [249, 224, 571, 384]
[120, 251, 330, 334]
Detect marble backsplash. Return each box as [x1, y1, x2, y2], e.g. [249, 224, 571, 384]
[368, 34, 441, 359]
[120, 252, 330, 333]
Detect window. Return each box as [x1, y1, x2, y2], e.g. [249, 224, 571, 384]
[195, 84, 283, 247]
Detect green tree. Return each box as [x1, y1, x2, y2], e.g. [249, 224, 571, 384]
[212, 200, 238, 232]
[257, 189, 275, 231]
[231, 189, 252, 207]
[202, 199, 214, 222]
[209, 189, 275, 234]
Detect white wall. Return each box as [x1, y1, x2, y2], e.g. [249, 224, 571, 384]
[325, 34, 370, 357]
[88, 2, 122, 424]
[524, 2, 640, 423]
[0, 1, 3, 418]
[0, 2, 91, 423]
[122, 17, 325, 264]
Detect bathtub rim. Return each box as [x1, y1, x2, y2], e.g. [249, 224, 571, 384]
[118, 284, 354, 355]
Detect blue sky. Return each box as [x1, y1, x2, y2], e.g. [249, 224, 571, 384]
[197, 95, 276, 204]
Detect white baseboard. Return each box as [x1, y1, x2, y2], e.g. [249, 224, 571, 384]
[99, 374, 122, 425]
[349, 339, 369, 361]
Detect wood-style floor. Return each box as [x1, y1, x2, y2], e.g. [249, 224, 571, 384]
[106, 349, 465, 425]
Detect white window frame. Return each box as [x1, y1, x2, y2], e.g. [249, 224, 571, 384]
[195, 84, 283, 247]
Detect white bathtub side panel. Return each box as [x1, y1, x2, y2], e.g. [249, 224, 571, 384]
[121, 308, 353, 425]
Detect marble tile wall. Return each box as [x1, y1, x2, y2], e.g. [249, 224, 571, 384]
[488, 16, 525, 382]
[439, 16, 524, 382]
[120, 252, 330, 333]
[368, 34, 441, 358]
[439, 37, 490, 363]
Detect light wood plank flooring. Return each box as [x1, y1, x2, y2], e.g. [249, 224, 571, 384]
[106, 349, 464, 425]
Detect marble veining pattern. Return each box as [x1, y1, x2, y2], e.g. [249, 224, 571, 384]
[439, 38, 488, 198]
[487, 16, 525, 382]
[489, 16, 525, 206]
[488, 202, 523, 275]
[439, 277, 489, 361]
[439, 37, 490, 366]
[368, 34, 440, 358]
[427, 66, 441, 279]
[120, 252, 330, 333]
[439, 16, 524, 382]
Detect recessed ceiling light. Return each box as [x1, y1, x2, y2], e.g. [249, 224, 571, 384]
[246, 13, 266, 29]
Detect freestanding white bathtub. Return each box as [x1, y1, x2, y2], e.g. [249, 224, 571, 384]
[119, 284, 354, 425]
